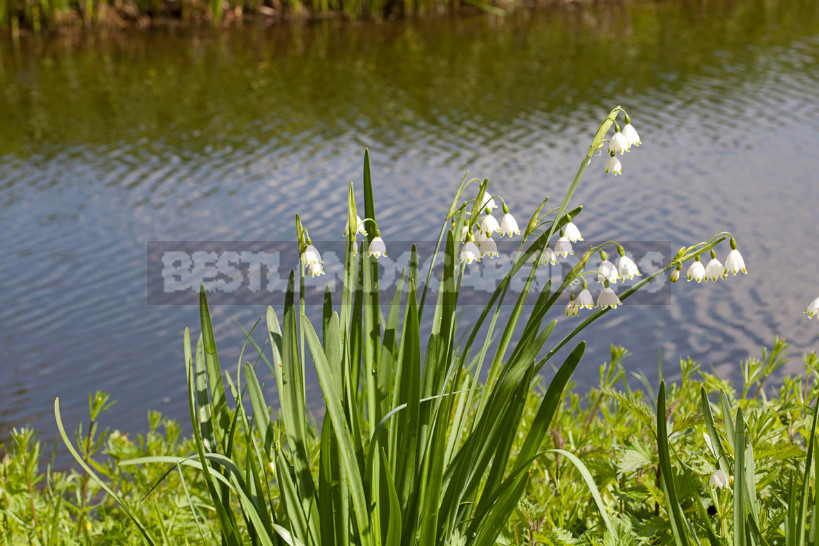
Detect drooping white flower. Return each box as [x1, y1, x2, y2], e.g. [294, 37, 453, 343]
[609, 130, 629, 155]
[622, 123, 641, 147]
[482, 214, 501, 235]
[307, 261, 324, 278]
[725, 249, 747, 275]
[539, 247, 557, 266]
[605, 155, 622, 175]
[617, 255, 641, 280]
[479, 237, 499, 258]
[554, 236, 573, 258]
[368, 236, 387, 258]
[499, 213, 520, 237]
[709, 469, 729, 490]
[301, 244, 321, 267]
[352, 241, 358, 256]
[597, 287, 621, 309]
[576, 289, 595, 309]
[343, 214, 367, 237]
[805, 296, 819, 319]
[566, 297, 580, 317]
[671, 268, 680, 283]
[562, 221, 583, 242]
[687, 260, 705, 283]
[705, 256, 725, 282]
[598, 259, 620, 284]
[461, 225, 470, 241]
[480, 189, 497, 211]
[460, 241, 481, 264]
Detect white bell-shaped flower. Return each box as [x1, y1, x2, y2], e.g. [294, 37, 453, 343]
[307, 261, 324, 278]
[566, 296, 580, 317]
[482, 214, 501, 235]
[554, 236, 573, 258]
[609, 130, 629, 155]
[460, 241, 481, 264]
[622, 123, 641, 148]
[598, 254, 620, 284]
[597, 286, 621, 309]
[499, 212, 520, 237]
[576, 288, 595, 309]
[352, 241, 358, 256]
[562, 221, 583, 242]
[686, 260, 705, 283]
[705, 251, 725, 282]
[480, 189, 497, 211]
[368, 236, 387, 258]
[805, 296, 819, 319]
[343, 214, 367, 237]
[301, 244, 321, 267]
[617, 255, 641, 280]
[478, 237, 499, 258]
[709, 469, 729, 490]
[539, 247, 557, 266]
[605, 155, 622, 175]
[725, 248, 747, 276]
[671, 268, 680, 283]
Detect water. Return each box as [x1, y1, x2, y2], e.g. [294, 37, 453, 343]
[2, 0, 819, 449]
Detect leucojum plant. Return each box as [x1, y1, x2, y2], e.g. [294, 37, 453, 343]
[53, 106, 750, 544]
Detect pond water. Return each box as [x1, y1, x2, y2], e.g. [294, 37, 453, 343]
[2, 0, 819, 448]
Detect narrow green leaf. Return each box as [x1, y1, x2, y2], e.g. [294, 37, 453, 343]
[303, 316, 373, 546]
[656, 381, 688, 546]
[54, 398, 156, 545]
[550, 449, 614, 536]
[200, 285, 230, 449]
[797, 395, 819, 544]
[734, 407, 746, 546]
[381, 449, 402, 546]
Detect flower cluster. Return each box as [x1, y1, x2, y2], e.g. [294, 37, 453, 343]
[563, 244, 641, 316]
[683, 238, 747, 284]
[459, 186, 519, 264]
[604, 115, 641, 176]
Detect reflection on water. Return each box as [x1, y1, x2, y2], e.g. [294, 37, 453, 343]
[1, 0, 819, 449]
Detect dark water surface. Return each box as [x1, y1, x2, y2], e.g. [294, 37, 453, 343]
[2, 0, 819, 447]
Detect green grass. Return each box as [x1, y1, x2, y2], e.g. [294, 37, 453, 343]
[3, 339, 819, 543]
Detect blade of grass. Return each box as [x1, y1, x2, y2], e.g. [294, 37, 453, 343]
[54, 398, 156, 545]
[550, 448, 614, 536]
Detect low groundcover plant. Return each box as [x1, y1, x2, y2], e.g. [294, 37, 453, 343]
[25, 106, 817, 544]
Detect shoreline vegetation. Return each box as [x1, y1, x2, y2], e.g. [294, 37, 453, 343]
[3, 339, 818, 543]
[7, 103, 815, 544]
[0, 0, 600, 34]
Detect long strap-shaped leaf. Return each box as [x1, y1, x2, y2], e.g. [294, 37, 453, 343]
[734, 407, 746, 546]
[302, 314, 374, 546]
[657, 381, 689, 546]
[199, 286, 230, 450]
[796, 395, 819, 545]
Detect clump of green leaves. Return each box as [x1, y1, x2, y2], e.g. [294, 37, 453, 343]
[3, 338, 819, 544]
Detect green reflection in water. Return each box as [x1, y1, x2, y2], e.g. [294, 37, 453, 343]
[0, 0, 817, 157]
